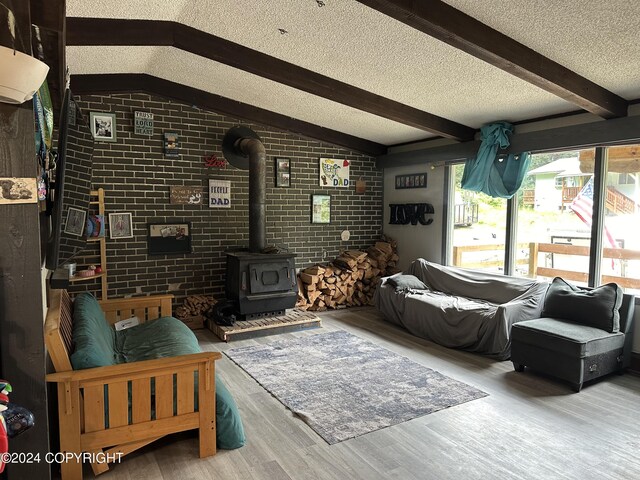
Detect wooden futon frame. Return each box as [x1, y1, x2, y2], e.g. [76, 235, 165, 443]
[45, 289, 221, 479]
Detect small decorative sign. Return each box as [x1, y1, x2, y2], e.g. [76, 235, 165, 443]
[395, 173, 427, 189]
[355, 179, 366, 194]
[170, 186, 203, 205]
[204, 153, 227, 168]
[134, 111, 154, 136]
[320, 158, 350, 187]
[209, 179, 231, 208]
[0, 177, 37, 204]
[164, 132, 180, 157]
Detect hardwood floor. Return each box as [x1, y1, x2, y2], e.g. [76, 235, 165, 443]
[93, 307, 640, 480]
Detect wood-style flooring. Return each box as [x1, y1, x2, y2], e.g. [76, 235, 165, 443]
[91, 307, 640, 480]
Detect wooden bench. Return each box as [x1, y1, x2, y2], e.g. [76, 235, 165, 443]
[45, 289, 221, 479]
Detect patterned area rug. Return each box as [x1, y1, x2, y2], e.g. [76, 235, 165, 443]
[225, 330, 488, 444]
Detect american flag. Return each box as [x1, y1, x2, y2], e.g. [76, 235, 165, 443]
[570, 177, 617, 249]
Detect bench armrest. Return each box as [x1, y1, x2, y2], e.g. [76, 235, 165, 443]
[46, 351, 221, 385]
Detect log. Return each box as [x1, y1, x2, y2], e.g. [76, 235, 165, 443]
[300, 272, 319, 284]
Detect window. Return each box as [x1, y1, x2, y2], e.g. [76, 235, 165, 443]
[515, 150, 593, 285]
[447, 145, 640, 293]
[601, 145, 640, 295]
[450, 164, 507, 272]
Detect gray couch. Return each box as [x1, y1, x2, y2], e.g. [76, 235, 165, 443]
[375, 259, 549, 360]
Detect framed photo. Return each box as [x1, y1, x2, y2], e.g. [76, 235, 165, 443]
[109, 213, 133, 239]
[275, 157, 291, 187]
[64, 207, 86, 236]
[89, 112, 117, 142]
[147, 222, 192, 255]
[164, 132, 180, 157]
[395, 173, 428, 189]
[311, 194, 331, 224]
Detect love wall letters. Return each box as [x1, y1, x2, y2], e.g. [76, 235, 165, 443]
[389, 203, 435, 225]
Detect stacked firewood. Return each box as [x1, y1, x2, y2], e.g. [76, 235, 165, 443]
[296, 236, 400, 311]
[175, 295, 218, 329]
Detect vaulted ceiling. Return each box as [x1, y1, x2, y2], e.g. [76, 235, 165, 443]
[58, 0, 640, 155]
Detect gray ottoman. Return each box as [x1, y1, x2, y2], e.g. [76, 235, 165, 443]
[511, 279, 635, 392]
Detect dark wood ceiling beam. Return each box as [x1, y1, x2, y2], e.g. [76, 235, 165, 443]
[70, 73, 387, 156]
[377, 115, 640, 169]
[357, 0, 628, 119]
[66, 17, 476, 141]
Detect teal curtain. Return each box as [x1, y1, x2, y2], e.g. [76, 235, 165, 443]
[461, 122, 530, 198]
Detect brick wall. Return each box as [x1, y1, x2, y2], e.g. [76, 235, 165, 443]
[69, 93, 383, 302]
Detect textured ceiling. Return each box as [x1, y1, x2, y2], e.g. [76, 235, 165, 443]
[65, 0, 640, 148]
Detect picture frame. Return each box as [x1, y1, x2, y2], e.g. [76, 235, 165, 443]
[108, 212, 134, 239]
[395, 173, 428, 189]
[311, 194, 331, 224]
[64, 207, 86, 237]
[89, 112, 117, 142]
[147, 222, 192, 255]
[275, 157, 291, 187]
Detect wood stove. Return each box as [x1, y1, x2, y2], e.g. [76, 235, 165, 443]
[225, 251, 297, 319]
[221, 126, 298, 319]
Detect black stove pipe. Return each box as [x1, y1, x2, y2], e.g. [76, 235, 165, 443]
[235, 137, 266, 253]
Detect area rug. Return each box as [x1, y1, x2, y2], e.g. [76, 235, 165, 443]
[225, 330, 488, 444]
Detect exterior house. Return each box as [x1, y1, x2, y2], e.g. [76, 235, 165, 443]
[525, 157, 590, 211]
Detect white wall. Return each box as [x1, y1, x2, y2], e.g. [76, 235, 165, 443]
[383, 164, 446, 270]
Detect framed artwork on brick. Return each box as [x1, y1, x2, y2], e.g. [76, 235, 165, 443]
[311, 194, 331, 224]
[64, 207, 86, 237]
[275, 157, 291, 187]
[109, 212, 133, 239]
[89, 112, 117, 142]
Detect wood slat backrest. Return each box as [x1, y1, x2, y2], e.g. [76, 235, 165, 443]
[44, 289, 74, 372]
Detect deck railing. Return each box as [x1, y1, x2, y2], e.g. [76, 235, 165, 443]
[453, 242, 640, 289]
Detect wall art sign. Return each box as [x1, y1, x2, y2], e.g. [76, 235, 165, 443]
[134, 111, 154, 136]
[355, 179, 366, 194]
[275, 157, 291, 187]
[89, 112, 117, 142]
[204, 153, 227, 168]
[395, 173, 427, 189]
[209, 179, 231, 208]
[170, 186, 203, 205]
[320, 158, 350, 187]
[0, 177, 37, 204]
[109, 212, 134, 239]
[164, 132, 180, 157]
[147, 222, 192, 255]
[311, 194, 331, 224]
[388, 203, 435, 225]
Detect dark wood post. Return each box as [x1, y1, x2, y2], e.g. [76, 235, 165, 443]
[0, 1, 51, 479]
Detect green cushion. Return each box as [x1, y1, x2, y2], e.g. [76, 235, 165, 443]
[116, 317, 245, 449]
[215, 374, 246, 449]
[70, 293, 116, 369]
[542, 277, 623, 333]
[115, 316, 201, 362]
